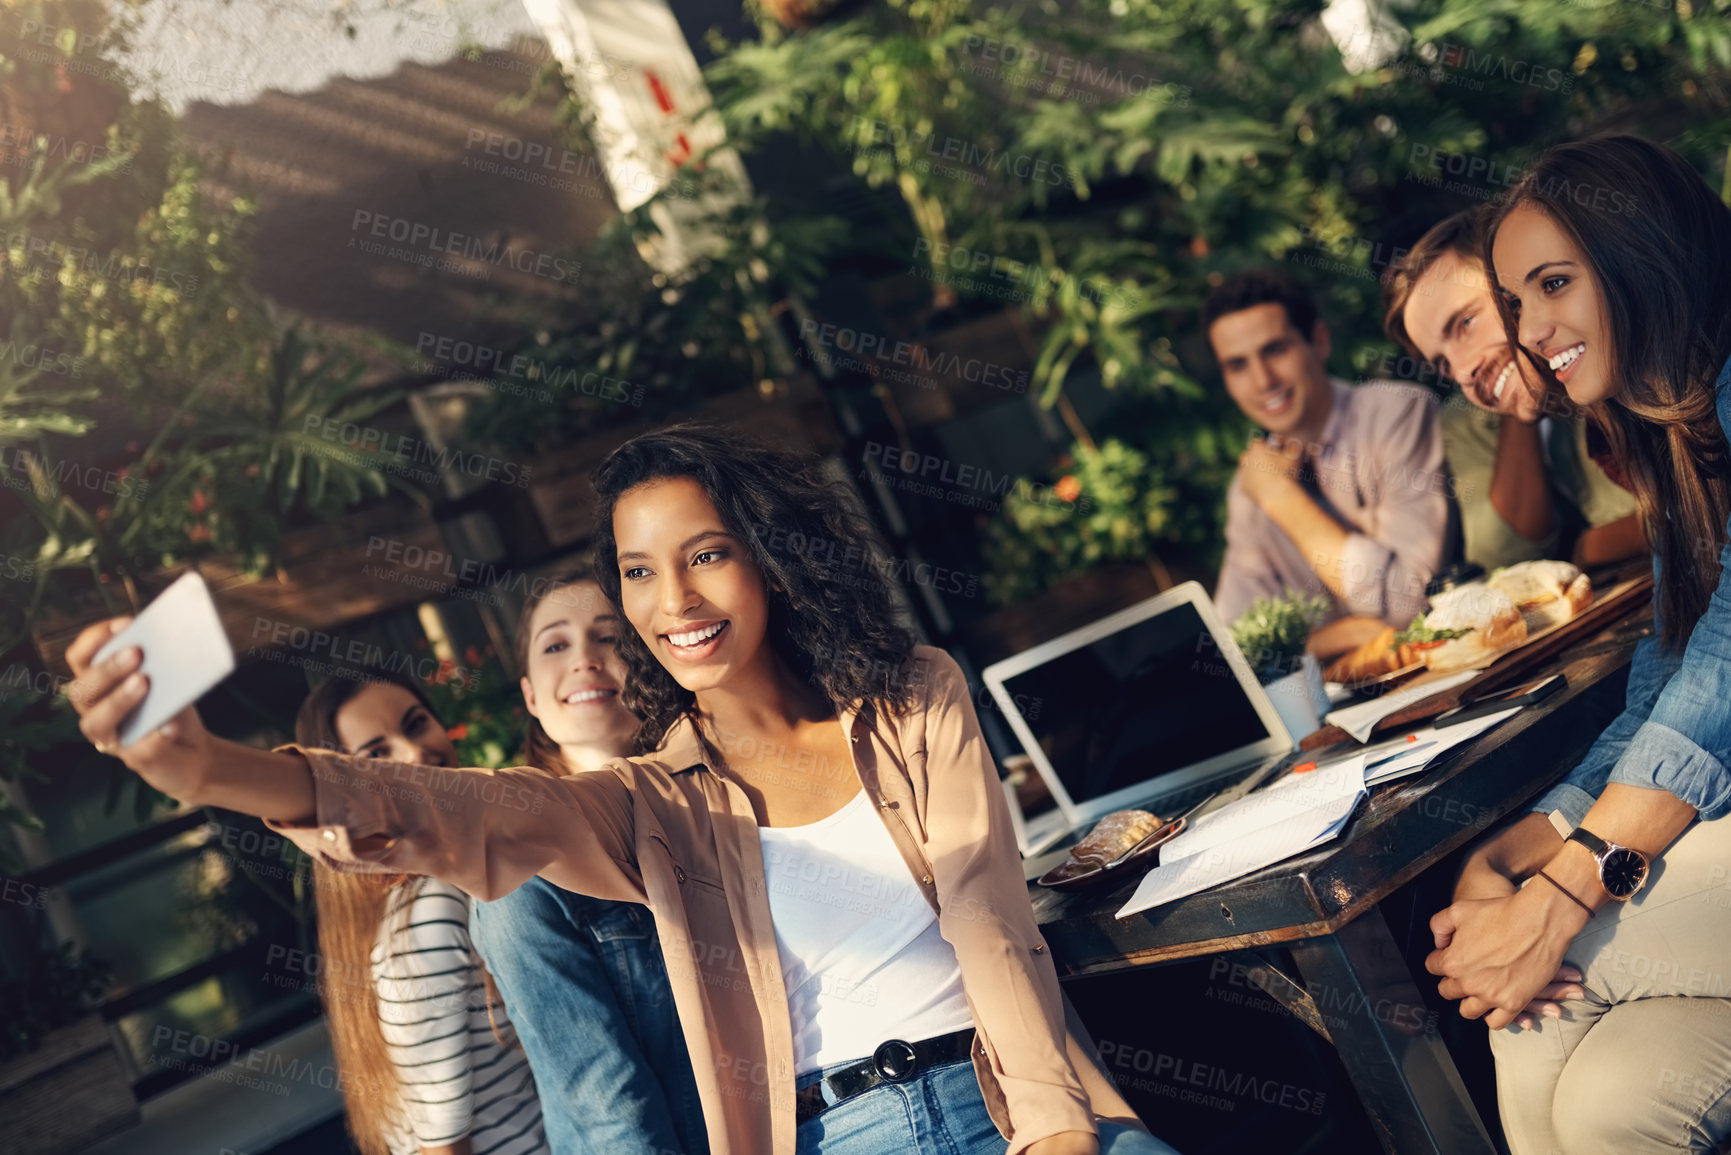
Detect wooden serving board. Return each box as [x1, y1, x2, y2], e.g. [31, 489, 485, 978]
[1298, 573, 1654, 751]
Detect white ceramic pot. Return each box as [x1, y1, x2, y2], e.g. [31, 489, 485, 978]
[1262, 652, 1331, 747]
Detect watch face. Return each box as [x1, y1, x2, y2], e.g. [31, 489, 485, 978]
[1601, 848, 1648, 899]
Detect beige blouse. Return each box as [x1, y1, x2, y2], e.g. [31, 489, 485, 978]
[267, 646, 1146, 1155]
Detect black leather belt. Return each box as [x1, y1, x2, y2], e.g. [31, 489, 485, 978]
[794, 1029, 977, 1125]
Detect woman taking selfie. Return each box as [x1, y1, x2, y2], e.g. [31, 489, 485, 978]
[294, 672, 548, 1155]
[1427, 134, 1731, 1153]
[65, 423, 1174, 1155]
[468, 568, 706, 1154]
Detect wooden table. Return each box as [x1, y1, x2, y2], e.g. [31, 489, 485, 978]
[1031, 589, 1654, 1155]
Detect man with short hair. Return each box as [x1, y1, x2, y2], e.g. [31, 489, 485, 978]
[1206, 270, 1450, 637]
[1382, 208, 1643, 571]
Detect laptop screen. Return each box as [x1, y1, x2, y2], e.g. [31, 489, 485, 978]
[996, 601, 1274, 808]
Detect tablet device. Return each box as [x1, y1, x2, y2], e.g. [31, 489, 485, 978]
[92, 571, 236, 746]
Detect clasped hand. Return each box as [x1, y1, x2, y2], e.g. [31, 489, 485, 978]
[1426, 886, 1587, 1031]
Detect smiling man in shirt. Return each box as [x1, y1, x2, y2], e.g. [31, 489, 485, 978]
[1206, 270, 1452, 648]
[1381, 208, 1645, 573]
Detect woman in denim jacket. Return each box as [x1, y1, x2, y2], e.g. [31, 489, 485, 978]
[1428, 134, 1731, 1154]
[469, 567, 707, 1155]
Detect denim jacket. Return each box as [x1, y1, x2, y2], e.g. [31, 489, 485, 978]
[1531, 354, 1731, 827]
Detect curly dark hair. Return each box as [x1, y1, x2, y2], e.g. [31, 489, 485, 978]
[590, 422, 921, 753]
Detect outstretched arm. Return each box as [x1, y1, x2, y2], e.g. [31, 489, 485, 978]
[66, 618, 645, 905]
[68, 617, 316, 820]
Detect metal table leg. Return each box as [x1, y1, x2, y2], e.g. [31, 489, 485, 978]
[1288, 906, 1496, 1155]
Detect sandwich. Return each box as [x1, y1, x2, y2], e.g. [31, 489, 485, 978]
[1395, 582, 1528, 673]
[1488, 560, 1594, 632]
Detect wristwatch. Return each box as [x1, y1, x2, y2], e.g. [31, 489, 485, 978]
[1564, 826, 1650, 901]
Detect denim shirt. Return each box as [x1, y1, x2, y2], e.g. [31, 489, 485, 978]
[1531, 354, 1731, 827]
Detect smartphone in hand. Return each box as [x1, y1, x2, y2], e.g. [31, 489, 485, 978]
[92, 571, 235, 746]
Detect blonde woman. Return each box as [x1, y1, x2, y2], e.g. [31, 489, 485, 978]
[467, 567, 705, 1153]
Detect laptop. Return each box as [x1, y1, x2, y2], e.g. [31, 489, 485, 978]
[981, 582, 1294, 870]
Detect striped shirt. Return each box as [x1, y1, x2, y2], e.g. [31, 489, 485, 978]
[371, 879, 547, 1155]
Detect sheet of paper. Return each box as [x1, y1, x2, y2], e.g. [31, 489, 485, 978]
[1115, 788, 1364, 918]
[1324, 669, 1481, 742]
[1362, 708, 1523, 785]
[1158, 753, 1368, 864]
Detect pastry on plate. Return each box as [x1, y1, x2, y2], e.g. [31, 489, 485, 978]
[1041, 809, 1167, 884]
[1071, 809, 1166, 869]
[1488, 560, 1594, 632]
[1324, 626, 1422, 683]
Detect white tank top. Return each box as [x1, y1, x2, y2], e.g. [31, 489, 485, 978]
[757, 789, 976, 1075]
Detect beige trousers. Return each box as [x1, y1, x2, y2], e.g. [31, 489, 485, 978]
[1489, 816, 1731, 1155]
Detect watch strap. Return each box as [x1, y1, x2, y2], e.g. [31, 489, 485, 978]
[1566, 826, 1609, 856]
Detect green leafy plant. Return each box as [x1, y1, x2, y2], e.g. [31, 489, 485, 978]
[0, 1, 442, 841]
[1230, 588, 1331, 684]
[981, 398, 1244, 604]
[981, 438, 1173, 605]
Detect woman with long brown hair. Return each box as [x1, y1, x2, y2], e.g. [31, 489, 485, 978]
[294, 671, 547, 1155]
[1425, 134, 1731, 1153]
[466, 566, 706, 1154]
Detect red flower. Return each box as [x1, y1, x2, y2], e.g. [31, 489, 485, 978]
[447, 723, 469, 741]
[464, 645, 482, 665]
[1055, 475, 1083, 503]
[190, 490, 208, 513]
[188, 524, 212, 542]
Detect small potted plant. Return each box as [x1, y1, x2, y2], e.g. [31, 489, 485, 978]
[1230, 589, 1332, 744]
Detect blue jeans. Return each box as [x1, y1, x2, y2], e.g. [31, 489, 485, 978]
[794, 1056, 1181, 1154]
[471, 877, 707, 1155]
